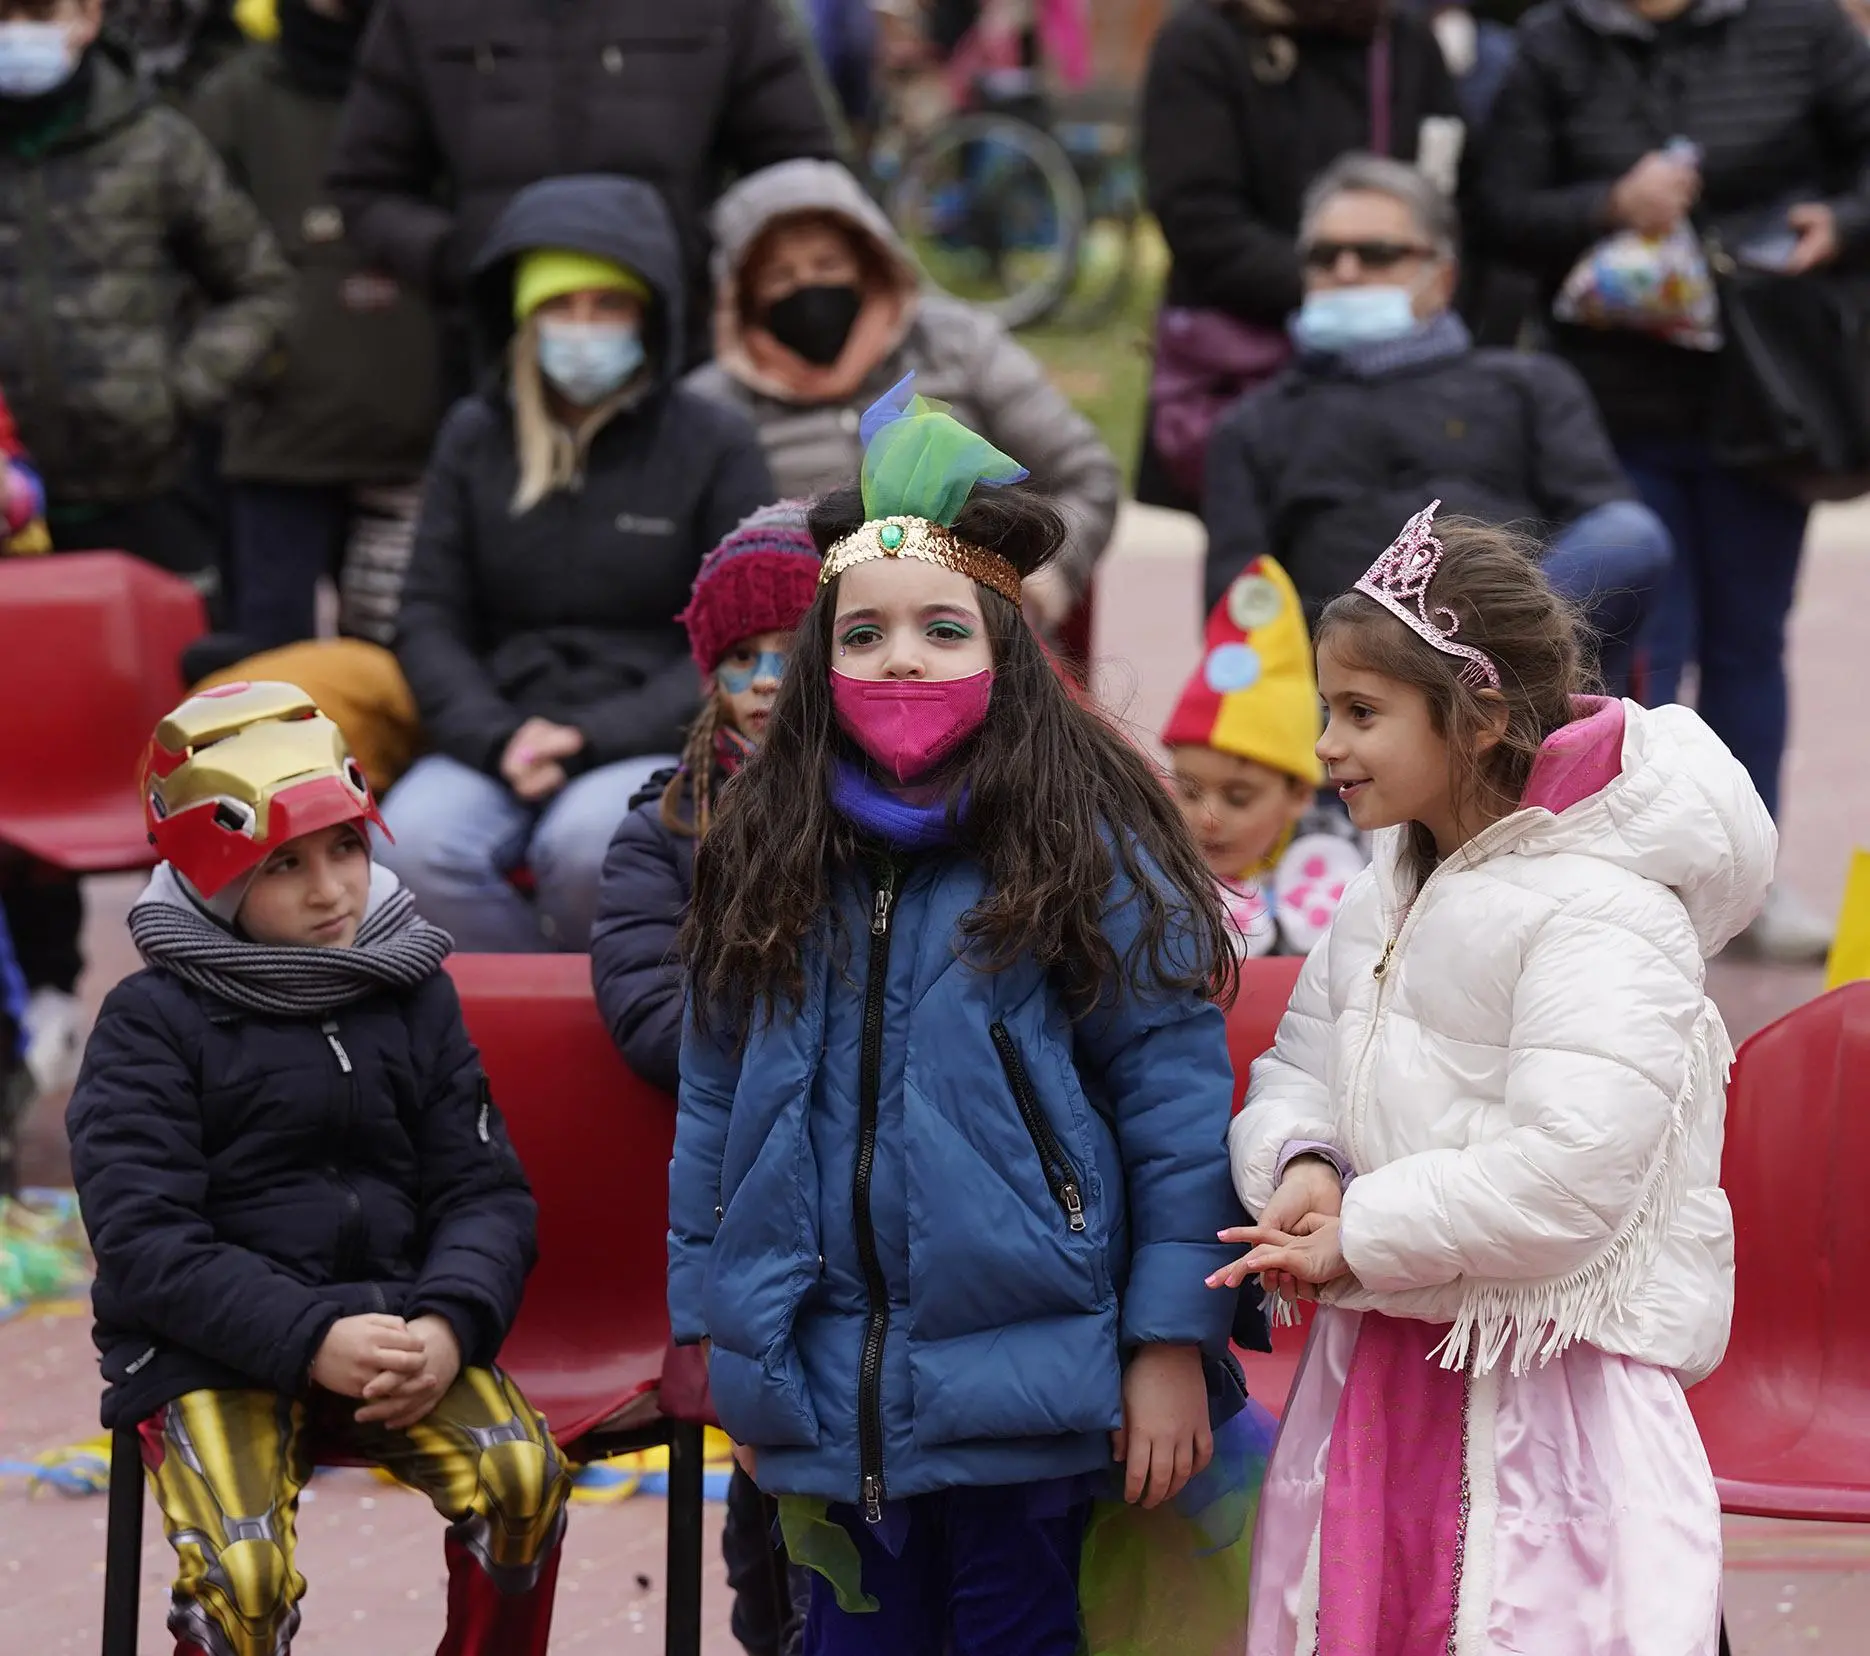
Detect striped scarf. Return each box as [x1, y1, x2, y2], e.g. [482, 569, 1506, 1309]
[128, 864, 453, 1017]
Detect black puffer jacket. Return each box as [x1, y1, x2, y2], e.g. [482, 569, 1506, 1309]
[1469, 0, 1870, 440]
[1203, 325, 1634, 615]
[589, 767, 696, 1096]
[1140, 1, 1460, 324]
[326, 0, 838, 362]
[392, 176, 775, 773]
[189, 39, 443, 485]
[68, 966, 535, 1430]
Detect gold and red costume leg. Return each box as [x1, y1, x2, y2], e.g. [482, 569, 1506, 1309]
[139, 1390, 312, 1656]
[343, 1365, 572, 1656]
[140, 1370, 570, 1656]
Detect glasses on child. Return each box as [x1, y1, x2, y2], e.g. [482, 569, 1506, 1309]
[1300, 239, 1435, 272]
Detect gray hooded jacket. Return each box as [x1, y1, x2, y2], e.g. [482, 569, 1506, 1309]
[684, 159, 1121, 598]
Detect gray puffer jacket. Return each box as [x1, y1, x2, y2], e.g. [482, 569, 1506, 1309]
[684, 158, 1120, 598]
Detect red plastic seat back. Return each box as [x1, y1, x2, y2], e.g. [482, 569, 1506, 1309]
[1693, 983, 1870, 1470]
[1228, 955, 1304, 1113]
[0, 552, 203, 870]
[448, 955, 676, 1444]
[1224, 955, 1309, 1413]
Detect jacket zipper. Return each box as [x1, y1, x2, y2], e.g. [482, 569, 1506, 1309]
[988, 1022, 1086, 1232]
[853, 861, 897, 1524]
[321, 1018, 369, 1282]
[1346, 818, 1527, 1169]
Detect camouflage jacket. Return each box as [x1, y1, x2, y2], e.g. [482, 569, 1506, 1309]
[0, 52, 295, 505]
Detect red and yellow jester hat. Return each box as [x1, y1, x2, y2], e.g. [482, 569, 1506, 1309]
[1162, 556, 1326, 787]
[144, 681, 389, 900]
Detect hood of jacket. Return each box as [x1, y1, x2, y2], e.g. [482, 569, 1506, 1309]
[469, 174, 685, 398]
[1378, 698, 1776, 957]
[707, 158, 921, 401]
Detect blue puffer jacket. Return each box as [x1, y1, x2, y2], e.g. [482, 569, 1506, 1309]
[668, 846, 1245, 1507]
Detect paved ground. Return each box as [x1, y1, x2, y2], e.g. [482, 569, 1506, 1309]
[4, 500, 1865, 1649]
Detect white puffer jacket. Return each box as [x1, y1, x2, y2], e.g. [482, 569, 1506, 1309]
[1229, 699, 1776, 1386]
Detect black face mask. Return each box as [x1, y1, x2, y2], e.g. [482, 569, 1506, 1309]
[762, 284, 863, 367]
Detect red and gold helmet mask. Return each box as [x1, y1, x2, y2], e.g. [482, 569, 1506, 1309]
[144, 682, 390, 899]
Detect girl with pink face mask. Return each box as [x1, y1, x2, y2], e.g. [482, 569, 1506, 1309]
[668, 378, 1266, 1655]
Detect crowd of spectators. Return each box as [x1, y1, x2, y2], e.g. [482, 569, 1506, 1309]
[2, 0, 1857, 1162]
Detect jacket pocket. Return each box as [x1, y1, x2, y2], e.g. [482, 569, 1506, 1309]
[989, 1021, 1087, 1235]
[100, 1338, 161, 1386]
[706, 1344, 821, 1450]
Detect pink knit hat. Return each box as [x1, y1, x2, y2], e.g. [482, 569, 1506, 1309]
[678, 500, 823, 675]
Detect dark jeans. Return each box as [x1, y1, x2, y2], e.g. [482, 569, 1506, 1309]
[725, 1467, 808, 1656]
[802, 1484, 1089, 1656]
[1617, 438, 1810, 817]
[229, 480, 351, 649]
[1540, 499, 1674, 698]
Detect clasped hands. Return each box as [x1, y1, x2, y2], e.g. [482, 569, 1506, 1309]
[1206, 1156, 1353, 1305]
[309, 1312, 462, 1430]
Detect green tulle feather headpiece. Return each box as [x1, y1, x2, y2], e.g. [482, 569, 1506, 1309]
[818, 373, 1030, 606]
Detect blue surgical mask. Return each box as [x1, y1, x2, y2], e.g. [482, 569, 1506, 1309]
[1290, 286, 1420, 354]
[716, 649, 787, 696]
[535, 319, 644, 406]
[0, 22, 77, 99]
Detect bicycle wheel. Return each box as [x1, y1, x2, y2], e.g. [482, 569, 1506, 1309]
[887, 111, 1088, 331]
[1054, 135, 1146, 331]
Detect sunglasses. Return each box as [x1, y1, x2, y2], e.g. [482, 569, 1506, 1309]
[1301, 239, 1436, 271]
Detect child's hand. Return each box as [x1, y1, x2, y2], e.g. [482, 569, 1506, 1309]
[353, 1314, 463, 1429]
[309, 1314, 426, 1398]
[1112, 1343, 1212, 1510]
[1207, 1156, 1344, 1295]
[1225, 1215, 1353, 1298]
[730, 1441, 757, 1480]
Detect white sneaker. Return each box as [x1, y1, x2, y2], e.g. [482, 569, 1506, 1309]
[21, 987, 83, 1096]
[1736, 884, 1837, 966]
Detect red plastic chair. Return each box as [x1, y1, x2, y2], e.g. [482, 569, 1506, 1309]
[449, 954, 704, 1655]
[1688, 980, 1870, 1520]
[1227, 955, 1304, 1116]
[1226, 956, 1309, 1415]
[0, 552, 204, 870]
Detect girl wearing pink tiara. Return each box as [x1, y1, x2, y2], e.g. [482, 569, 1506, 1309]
[1214, 505, 1775, 1654]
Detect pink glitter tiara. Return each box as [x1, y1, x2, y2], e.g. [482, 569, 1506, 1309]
[1352, 501, 1503, 691]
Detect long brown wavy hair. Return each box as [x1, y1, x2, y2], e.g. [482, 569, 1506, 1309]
[683, 483, 1239, 1046]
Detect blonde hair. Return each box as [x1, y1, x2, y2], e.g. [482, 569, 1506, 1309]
[507, 316, 638, 516]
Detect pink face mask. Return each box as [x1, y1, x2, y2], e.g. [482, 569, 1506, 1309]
[831, 669, 994, 784]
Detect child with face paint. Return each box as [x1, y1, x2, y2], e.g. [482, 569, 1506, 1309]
[670, 376, 1259, 1656]
[591, 500, 824, 1656]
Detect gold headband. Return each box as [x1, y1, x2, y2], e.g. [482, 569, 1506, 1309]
[819, 515, 1024, 609]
